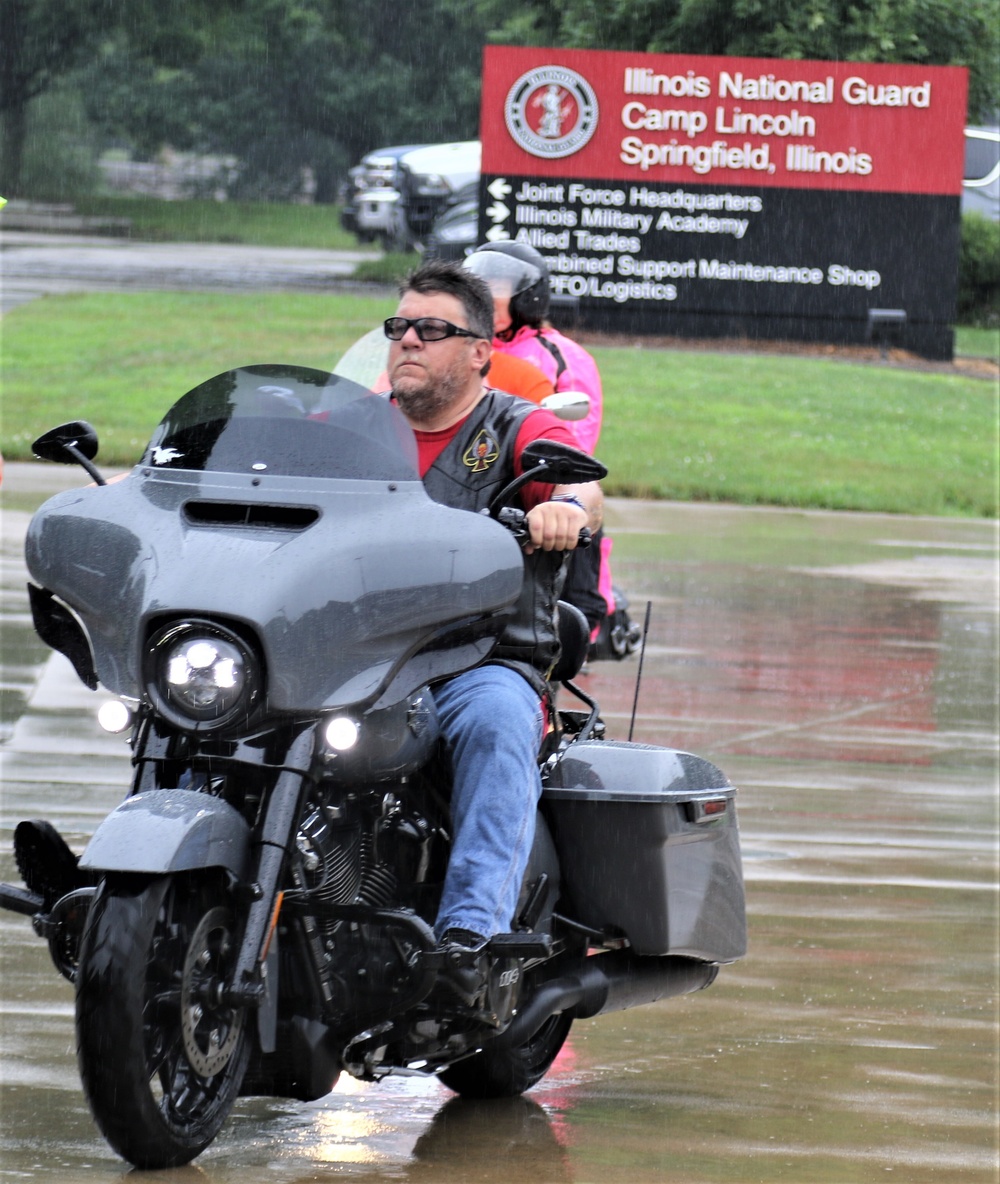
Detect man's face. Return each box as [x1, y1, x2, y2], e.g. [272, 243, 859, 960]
[388, 290, 489, 424]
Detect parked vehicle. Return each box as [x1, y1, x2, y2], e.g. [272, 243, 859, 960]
[423, 179, 480, 261]
[962, 126, 1000, 221]
[339, 144, 427, 243]
[392, 140, 481, 251]
[1, 365, 746, 1169]
[343, 141, 481, 252]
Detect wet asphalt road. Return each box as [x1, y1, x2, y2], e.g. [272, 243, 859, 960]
[1, 463, 997, 1183]
[1, 233, 998, 1179]
[0, 230, 379, 312]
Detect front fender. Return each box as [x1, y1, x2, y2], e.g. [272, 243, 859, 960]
[79, 789, 251, 877]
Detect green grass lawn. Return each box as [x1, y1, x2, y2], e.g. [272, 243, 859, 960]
[594, 344, 996, 515]
[2, 290, 996, 517]
[73, 196, 374, 251]
[954, 324, 1000, 361]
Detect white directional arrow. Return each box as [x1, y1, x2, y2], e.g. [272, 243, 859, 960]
[486, 201, 510, 222]
[486, 225, 511, 242]
[487, 178, 512, 199]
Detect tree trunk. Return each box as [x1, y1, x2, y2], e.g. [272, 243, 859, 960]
[311, 158, 340, 205]
[1, 100, 28, 197]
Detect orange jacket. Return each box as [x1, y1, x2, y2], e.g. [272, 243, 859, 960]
[483, 351, 554, 405]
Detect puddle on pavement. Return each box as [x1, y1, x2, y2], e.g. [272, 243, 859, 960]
[0, 517, 51, 743]
[1, 487, 996, 1182]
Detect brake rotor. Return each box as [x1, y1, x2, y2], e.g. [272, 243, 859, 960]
[180, 905, 245, 1077]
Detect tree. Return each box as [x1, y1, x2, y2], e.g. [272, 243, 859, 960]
[78, 0, 496, 201]
[0, 0, 112, 194]
[484, 0, 1000, 122]
[0, 0, 243, 196]
[11, 0, 995, 205]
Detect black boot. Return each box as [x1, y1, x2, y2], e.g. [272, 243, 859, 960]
[14, 820, 88, 908]
[435, 928, 488, 1008]
[589, 588, 642, 661]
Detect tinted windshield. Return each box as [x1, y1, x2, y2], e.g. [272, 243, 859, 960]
[142, 364, 418, 481]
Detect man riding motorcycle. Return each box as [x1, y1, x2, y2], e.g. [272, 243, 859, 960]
[4, 266, 744, 1168]
[382, 259, 602, 1004]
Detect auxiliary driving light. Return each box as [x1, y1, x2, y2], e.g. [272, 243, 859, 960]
[98, 699, 134, 734]
[323, 716, 360, 752]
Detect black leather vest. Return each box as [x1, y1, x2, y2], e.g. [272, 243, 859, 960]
[421, 391, 568, 695]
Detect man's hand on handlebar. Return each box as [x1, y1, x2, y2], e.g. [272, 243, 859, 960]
[524, 498, 590, 555]
[495, 480, 602, 553]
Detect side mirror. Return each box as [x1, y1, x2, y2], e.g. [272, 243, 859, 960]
[540, 390, 590, 422]
[490, 440, 607, 516]
[31, 421, 106, 485]
[518, 439, 608, 485]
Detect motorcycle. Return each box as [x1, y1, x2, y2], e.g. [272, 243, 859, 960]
[0, 364, 746, 1169]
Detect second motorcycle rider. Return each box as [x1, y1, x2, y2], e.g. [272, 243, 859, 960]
[381, 260, 603, 1003]
[463, 242, 641, 658]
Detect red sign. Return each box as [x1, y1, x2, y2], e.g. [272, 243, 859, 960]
[481, 46, 968, 195]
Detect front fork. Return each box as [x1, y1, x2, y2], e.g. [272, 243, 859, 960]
[222, 727, 317, 1048]
[0, 726, 319, 1020]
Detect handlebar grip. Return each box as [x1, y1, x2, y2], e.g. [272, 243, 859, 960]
[497, 507, 591, 550]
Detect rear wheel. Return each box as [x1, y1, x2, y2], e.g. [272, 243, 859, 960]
[438, 1011, 573, 1099]
[76, 874, 250, 1168]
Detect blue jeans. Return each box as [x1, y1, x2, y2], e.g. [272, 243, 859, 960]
[431, 664, 545, 941]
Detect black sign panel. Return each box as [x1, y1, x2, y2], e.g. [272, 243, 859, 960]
[479, 175, 960, 357]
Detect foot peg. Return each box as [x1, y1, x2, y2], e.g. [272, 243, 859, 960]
[488, 932, 553, 958]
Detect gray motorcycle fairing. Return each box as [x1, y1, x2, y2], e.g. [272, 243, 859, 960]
[25, 370, 525, 713]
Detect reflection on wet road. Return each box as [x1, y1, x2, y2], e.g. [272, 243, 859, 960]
[1, 480, 997, 1183]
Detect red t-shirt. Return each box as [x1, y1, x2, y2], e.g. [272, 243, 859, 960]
[411, 398, 578, 510]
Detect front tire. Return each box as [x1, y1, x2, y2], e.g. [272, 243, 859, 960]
[438, 1011, 573, 1099]
[76, 874, 250, 1168]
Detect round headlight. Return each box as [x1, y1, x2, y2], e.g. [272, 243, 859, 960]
[146, 622, 259, 730]
[165, 636, 245, 716]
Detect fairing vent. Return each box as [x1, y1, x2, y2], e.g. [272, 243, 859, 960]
[184, 501, 320, 530]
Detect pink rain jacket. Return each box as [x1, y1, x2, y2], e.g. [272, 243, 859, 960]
[493, 325, 603, 455]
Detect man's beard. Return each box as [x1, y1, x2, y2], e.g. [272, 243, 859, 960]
[391, 363, 466, 425]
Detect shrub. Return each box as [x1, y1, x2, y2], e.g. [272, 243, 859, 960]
[958, 212, 1000, 325]
[11, 85, 103, 202]
[352, 251, 421, 285]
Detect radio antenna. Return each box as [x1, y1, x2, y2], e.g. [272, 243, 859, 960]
[627, 601, 653, 742]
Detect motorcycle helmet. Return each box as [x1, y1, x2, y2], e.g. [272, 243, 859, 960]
[463, 241, 550, 333]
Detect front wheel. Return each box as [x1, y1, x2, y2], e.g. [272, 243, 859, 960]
[75, 873, 251, 1168]
[438, 1011, 573, 1099]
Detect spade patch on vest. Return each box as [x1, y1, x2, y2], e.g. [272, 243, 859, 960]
[463, 428, 500, 474]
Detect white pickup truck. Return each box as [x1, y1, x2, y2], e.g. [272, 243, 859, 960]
[346, 140, 481, 251]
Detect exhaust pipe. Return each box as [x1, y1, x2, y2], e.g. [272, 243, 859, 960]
[500, 951, 718, 1049]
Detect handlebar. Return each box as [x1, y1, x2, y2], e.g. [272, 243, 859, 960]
[496, 506, 592, 549]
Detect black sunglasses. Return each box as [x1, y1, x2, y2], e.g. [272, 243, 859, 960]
[384, 316, 482, 342]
